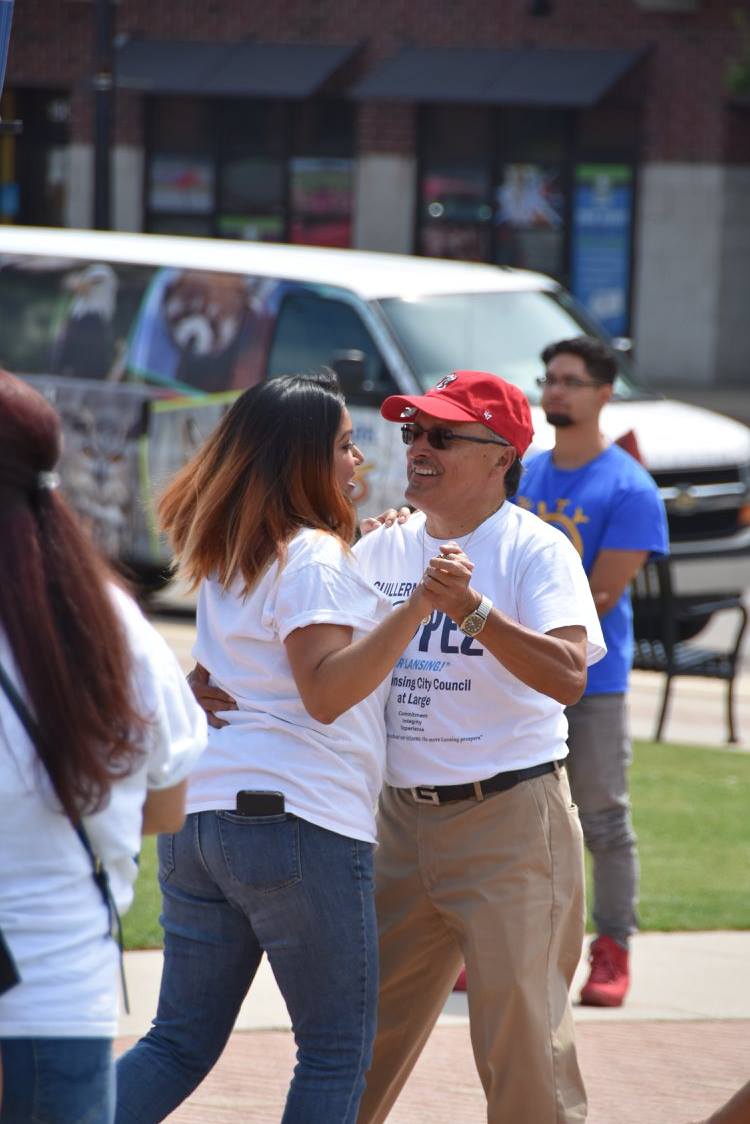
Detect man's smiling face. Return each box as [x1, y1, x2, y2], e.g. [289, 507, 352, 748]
[404, 410, 514, 519]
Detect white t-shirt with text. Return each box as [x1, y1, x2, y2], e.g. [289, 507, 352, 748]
[353, 504, 606, 787]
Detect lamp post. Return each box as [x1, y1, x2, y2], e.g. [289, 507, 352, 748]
[93, 0, 113, 228]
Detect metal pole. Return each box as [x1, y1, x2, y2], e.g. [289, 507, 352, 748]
[93, 0, 113, 229]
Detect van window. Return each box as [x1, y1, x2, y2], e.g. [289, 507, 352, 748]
[379, 289, 640, 399]
[0, 257, 154, 379]
[267, 290, 396, 405]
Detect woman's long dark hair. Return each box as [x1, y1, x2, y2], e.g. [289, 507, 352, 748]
[0, 371, 146, 821]
[160, 370, 356, 593]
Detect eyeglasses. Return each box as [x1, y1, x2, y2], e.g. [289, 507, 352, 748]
[400, 423, 511, 451]
[536, 375, 602, 391]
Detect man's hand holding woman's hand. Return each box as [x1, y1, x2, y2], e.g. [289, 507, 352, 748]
[187, 663, 237, 729]
[422, 543, 478, 624]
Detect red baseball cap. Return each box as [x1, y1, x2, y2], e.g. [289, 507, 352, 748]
[381, 370, 534, 457]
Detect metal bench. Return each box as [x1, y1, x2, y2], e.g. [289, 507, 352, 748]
[631, 557, 748, 743]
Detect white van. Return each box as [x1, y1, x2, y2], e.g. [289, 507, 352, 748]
[1, 225, 748, 604]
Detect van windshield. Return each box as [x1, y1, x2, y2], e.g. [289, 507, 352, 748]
[377, 289, 642, 401]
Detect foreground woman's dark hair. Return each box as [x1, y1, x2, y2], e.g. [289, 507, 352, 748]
[0, 371, 145, 820]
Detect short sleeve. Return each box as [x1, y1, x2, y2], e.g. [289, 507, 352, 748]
[517, 538, 607, 667]
[599, 479, 669, 558]
[275, 538, 385, 641]
[113, 587, 208, 790]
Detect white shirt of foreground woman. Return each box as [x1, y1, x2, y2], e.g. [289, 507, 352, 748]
[189, 528, 392, 844]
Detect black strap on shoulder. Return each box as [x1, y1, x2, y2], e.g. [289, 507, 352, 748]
[0, 660, 130, 1013]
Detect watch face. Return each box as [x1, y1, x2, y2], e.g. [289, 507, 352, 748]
[461, 614, 483, 636]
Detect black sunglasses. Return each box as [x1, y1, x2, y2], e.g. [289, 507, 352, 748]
[400, 423, 511, 451]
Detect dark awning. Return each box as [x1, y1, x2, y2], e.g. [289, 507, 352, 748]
[352, 48, 519, 104]
[352, 47, 644, 107]
[115, 39, 358, 98]
[114, 41, 228, 94]
[488, 48, 645, 106]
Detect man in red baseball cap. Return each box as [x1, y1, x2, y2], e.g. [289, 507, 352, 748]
[353, 369, 605, 1124]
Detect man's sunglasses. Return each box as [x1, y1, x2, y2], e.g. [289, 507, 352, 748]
[400, 423, 511, 451]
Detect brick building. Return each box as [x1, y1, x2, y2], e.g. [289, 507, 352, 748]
[2, 0, 749, 388]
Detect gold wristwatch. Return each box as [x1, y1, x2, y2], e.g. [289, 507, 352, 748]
[459, 594, 493, 637]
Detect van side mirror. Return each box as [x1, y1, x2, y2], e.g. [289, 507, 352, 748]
[331, 349, 373, 395]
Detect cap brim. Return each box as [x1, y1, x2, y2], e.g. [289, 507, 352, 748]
[380, 394, 478, 425]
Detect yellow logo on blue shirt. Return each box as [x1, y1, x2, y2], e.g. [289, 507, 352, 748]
[517, 496, 590, 557]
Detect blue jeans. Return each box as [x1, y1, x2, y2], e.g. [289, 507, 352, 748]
[0, 1037, 114, 1124]
[115, 811, 377, 1124]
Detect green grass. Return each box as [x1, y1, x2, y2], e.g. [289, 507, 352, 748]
[122, 836, 162, 950]
[122, 740, 750, 950]
[629, 740, 750, 930]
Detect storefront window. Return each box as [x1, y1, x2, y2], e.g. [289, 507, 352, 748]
[417, 103, 638, 332]
[148, 156, 214, 214]
[493, 109, 567, 277]
[146, 98, 214, 235]
[218, 154, 285, 241]
[8, 89, 70, 227]
[216, 100, 287, 240]
[145, 96, 353, 247]
[220, 156, 284, 212]
[289, 101, 354, 248]
[418, 107, 492, 261]
[494, 163, 565, 276]
[289, 157, 352, 247]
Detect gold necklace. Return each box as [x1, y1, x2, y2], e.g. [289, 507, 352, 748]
[418, 514, 491, 625]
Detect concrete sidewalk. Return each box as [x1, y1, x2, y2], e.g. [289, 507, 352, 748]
[117, 933, 750, 1122]
[120, 931, 750, 1040]
[628, 668, 750, 750]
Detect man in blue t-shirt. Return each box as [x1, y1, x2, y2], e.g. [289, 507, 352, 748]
[515, 336, 668, 1007]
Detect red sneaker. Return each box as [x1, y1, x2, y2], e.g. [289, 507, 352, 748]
[579, 935, 630, 1007]
[453, 966, 467, 992]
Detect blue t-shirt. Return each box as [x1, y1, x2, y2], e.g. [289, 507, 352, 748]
[515, 444, 669, 694]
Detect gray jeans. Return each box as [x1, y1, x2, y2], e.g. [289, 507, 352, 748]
[565, 692, 638, 946]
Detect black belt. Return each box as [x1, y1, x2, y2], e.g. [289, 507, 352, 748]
[405, 761, 558, 805]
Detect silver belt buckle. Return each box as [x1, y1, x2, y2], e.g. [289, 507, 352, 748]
[411, 785, 440, 805]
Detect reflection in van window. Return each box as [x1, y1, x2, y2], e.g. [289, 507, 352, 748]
[0, 257, 154, 380]
[267, 290, 389, 402]
[379, 290, 638, 399]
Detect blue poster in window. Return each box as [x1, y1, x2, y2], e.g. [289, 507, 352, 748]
[571, 164, 633, 337]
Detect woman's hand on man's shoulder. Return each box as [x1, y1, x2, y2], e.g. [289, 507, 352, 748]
[359, 506, 413, 536]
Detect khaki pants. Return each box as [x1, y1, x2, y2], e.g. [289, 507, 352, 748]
[358, 768, 587, 1124]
